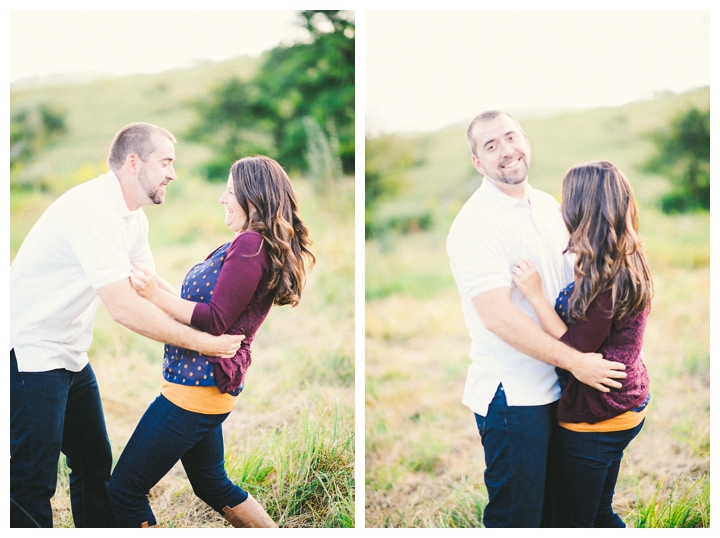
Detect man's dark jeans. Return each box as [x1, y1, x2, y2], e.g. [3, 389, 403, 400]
[474, 384, 557, 528]
[550, 420, 644, 527]
[10, 350, 115, 527]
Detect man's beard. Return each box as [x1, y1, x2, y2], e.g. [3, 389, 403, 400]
[137, 165, 164, 204]
[488, 153, 530, 185]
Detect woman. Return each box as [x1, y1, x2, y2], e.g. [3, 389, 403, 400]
[107, 156, 315, 528]
[512, 161, 652, 528]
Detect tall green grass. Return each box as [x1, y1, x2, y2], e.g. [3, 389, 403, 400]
[177, 398, 355, 528]
[629, 474, 710, 528]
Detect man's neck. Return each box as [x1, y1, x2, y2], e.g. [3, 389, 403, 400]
[484, 176, 529, 199]
[113, 170, 142, 211]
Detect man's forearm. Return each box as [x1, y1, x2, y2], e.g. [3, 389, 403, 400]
[98, 279, 213, 354]
[479, 296, 579, 368]
[472, 287, 626, 392]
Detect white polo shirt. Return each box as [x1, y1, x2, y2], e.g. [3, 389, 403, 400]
[447, 178, 574, 417]
[10, 171, 155, 372]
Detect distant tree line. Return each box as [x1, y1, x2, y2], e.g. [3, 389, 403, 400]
[365, 134, 433, 238]
[643, 107, 710, 214]
[187, 10, 354, 183]
[364, 105, 710, 242]
[11, 103, 67, 177]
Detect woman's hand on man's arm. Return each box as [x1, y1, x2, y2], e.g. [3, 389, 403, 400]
[130, 263, 159, 300]
[131, 263, 195, 325]
[511, 258, 568, 339]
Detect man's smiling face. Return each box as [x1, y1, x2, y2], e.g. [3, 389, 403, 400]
[471, 113, 531, 186]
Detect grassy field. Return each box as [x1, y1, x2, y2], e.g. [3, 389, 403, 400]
[11, 177, 355, 528]
[10, 58, 355, 528]
[9, 54, 711, 529]
[365, 89, 710, 527]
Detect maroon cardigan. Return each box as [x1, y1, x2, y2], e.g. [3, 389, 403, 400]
[557, 290, 650, 423]
[190, 231, 273, 393]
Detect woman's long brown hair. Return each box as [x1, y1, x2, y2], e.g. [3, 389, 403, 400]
[561, 161, 653, 320]
[230, 156, 315, 307]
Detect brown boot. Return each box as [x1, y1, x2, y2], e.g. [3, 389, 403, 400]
[141, 521, 158, 528]
[222, 494, 278, 528]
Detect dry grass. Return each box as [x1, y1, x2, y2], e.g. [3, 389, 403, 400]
[364, 224, 710, 528]
[15, 178, 355, 528]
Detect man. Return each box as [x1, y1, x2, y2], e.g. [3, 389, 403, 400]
[10, 122, 244, 528]
[446, 111, 627, 527]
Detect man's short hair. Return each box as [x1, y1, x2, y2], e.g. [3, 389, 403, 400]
[466, 111, 523, 158]
[107, 122, 176, 171]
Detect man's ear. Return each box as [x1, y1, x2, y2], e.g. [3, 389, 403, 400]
[471, 154, 485, 175]
[124, 153, 139, 175]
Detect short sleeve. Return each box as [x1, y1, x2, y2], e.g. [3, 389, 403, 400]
[64, 208, 133, 290]
[448, 218, 511, 300]
[127, 210, 155, 273]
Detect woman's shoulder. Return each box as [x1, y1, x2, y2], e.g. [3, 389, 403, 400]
[229, 230, 264, 252]
[588, 288, 614, 317]
[226, 231, 271, 269]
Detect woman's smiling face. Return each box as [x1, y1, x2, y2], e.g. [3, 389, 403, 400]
[219, 173, 248, 236]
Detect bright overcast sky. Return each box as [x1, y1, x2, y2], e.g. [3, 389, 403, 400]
[9, 10, 308, 83]
[6, 7, 712, 136]
[366, 10, 711, 134]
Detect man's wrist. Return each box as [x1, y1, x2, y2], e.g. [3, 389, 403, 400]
[173, 321, 200, 352]
[554, 345, 580, 372]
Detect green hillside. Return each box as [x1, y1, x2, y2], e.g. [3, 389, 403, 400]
[10, 55, 262, 257]
[10, 55, 262, 189]
[372, 86, 709, 229]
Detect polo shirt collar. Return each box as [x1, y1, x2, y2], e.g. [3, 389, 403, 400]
[480, 176, 534, 208]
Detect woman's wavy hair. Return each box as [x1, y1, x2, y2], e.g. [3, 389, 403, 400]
[561, 161, 653, 321]
[230, 156, 315, 307]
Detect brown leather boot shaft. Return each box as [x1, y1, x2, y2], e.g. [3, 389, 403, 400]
[222, 494, 278, 528]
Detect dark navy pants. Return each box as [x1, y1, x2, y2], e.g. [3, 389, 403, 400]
[474, 384, 557, 528]
[10, 350, 115, 528]
[107, 394, 248, 527]
[550, 420, 644, 527]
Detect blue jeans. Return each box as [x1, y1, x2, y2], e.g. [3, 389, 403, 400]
[10, 350, 115, 528]
[550, 420, 644, 527]
[474, 384, 557, 528]
[107, 393, 248, 527]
